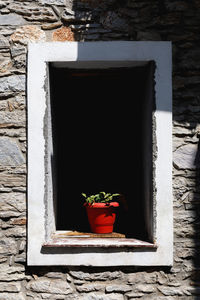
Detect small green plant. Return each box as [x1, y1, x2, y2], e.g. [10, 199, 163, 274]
[82, 191, 119, 204]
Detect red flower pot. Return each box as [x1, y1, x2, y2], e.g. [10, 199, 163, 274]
[85, 202, 119, 234]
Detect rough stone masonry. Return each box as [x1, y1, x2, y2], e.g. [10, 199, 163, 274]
[0, 0, 200, 299]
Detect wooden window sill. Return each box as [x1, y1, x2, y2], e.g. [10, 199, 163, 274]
[42, 231, 157, 249]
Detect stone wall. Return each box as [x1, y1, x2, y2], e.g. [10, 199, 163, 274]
[0, 0, 200, 299]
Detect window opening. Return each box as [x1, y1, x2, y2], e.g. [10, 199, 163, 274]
[49, 62, 155, 243]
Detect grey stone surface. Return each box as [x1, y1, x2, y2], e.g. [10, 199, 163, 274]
[8, 4, 57, 22]
[136, 31, 161, 41]
[0, 193, 26, 218]
[0, 137, 25, 166]
[0, 75, 25, 93]
[157, 286, 184, 296]
[0, 238, 18, 255]
[126, 291, 145, 298]
[0, 35, 10, 49]
[0, 264, 26, 281]
[0, 172, 26, 190]
[0, 293, 25, 300]
[100, 11, 129, 31]
[173, 143, 200, 169]
[39, 0, 66, 5]
[79, 293, 124, 300]
[0, 14, 25, 25]
[0, 1, 6, 8]
[27, 279, 73, 294]
[62, 8, 93, 22]
[128, 272, 157, 284]
[77, 283, 104, 292]
[105, 284, 132, 293]
[0, 111, 25, 127]
[173, 126, 193, 136]
[0, 282, 21, 292]
[10, 46, 26, 58]
[136, 284, 155, 293]
[4, 227, 26, 238]
[69, 271, 122, 281]
[36, 294, 66, 299]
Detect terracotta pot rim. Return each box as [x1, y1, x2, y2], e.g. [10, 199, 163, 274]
[84, 202, 119, 208]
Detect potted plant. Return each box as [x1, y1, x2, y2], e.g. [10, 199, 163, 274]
[82, 192, 120, 234]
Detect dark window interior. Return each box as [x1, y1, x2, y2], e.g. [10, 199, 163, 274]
[49, 62, 155, 242]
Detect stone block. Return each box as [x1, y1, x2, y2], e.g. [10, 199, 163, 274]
[39, 0, 66, 5]
[0, 193, 26, 218]
[69, 271, 122, 281]
[76, 283, 104, 292]
[39, 294, 66, 299]
[105, 284, 132, 293]
[0, 264, 26, 281]
[173, 126, 193, 136]
[135, 284, 155, 293]
[41, 21, 62, 30]
[0, 111, 26, 127]
[0, 173, 26, 190]
[165, 0, 189, 11]
[0, 282, 21, 292]
[8, 4, 57, 22]
[10, 26, 46, 45]
[0, 35, 10, 49]
[0, 137, 25, 166]
[126, 291, 145, 298]
[137, 31, 161, 41]
[0, 238, 18, 255]
[0, 75, 25, 93]
[100, 11, 129, 31]
[14, 252, 26, 264]
[45, 271, 65, 279]
[0, 59, 12, 77]
[0, 293, 25, 300]
[27, 278, 73, 295]
[10, 46, 26, 58]
[61, 8, 93, 22]
[4, 227, 26, 238]
[79, 293, 124, 300]
[158, 286, 184, 296]
[0, 14, 25, 26]
[0, 1, 6, 8]
[128, 272, 157, 284]
[52, 26, 75, 41]
[179, 49, 200, 70]
[173, 143, 200, 169]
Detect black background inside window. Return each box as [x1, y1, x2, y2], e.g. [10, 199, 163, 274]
[49, 63, 155, 242]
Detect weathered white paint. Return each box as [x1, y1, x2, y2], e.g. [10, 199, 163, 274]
[27, 41, 172, 266]
[43, 234, 157, 248]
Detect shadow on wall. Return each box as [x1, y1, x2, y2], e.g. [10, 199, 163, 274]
[173, 81, 200, 299]
[194, 141, 200, 300]
[60, 0, 129, 42]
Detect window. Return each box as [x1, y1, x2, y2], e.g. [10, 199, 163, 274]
[27, 42, 173, 266]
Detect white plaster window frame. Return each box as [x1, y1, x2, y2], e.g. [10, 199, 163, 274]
[27, 41, 173, 266]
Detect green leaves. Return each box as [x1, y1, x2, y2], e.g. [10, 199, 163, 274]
[82, 192, 120, 204]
